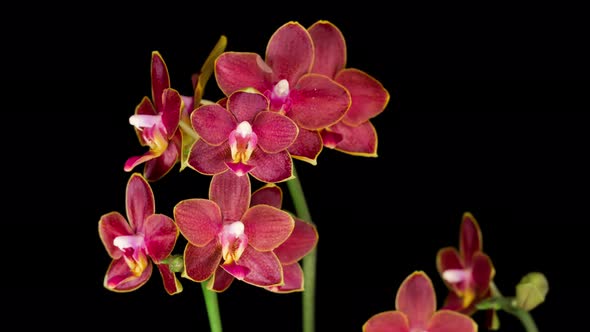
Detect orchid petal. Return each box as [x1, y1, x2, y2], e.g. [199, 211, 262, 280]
[472, 251, 494, 294]
[134, 97, 157, 146]
[99, 212, 134, 259]
[290, 73, 350, 129]
[124, 150, 159, 173]
[161, 88, 182, 139]
[208, 266, 235, 292]
[460, 212, 483, 264]
[335, 68, 390, 126]
[324, 121, 378, 156]
[427, 310, 477, 332]
[215, 52, 272, 96]
[224, 246, 282, 287]
[188, 140, 230, 175]
[395, 271, 436, 329]
[191, 103, 236, 145]
[267, 263, 304, 293]
[151, 51, 171, 111]
[174, 199, 222, 246]
[249, 149, 294, 183]
[363, 311, 410, 332]
[288, 128, 322, 165]
[126, 173, 155, 233]
[157, 263, 183, 295]
[144, 214, 178, 263]
[253, 111, 298, 153]
[104, 257, 152, 292]
[308, 20, 346, 78]
[228, 90, 269, 123]
[210, 170, 251, 222]
[144, 130, 181, 181]
[436, 247, 464, 276]
[183, 241, 222, 282]
[274, 218, 318, 264]
[251, 184, 282, 209]
[242, 205, 294, 251]
[266, 22, 313, 84]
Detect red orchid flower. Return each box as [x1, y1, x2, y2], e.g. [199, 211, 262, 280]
[124, 51, 182, 181]
[206, 183, 318, 293]
[188, 89, 298, 183]
[436, 212, 495, 315]
[98, 173, 181, 295]
[215, 21, 351, 165]
[308, 21, 390, 157]
[173, 170, 295, 289]
[363, 271, 478, 332]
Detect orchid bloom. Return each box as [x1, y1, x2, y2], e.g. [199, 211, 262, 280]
[436, 212, 495, 316]
[215, 21, 351, 165]
[98, 173, 181, 294]
[188, 89, 298, 183]
[363, 271, 478, 332]
[173, 170, 295, 289]
[124, 51, 182, 181]
[308, 20, 390, 157]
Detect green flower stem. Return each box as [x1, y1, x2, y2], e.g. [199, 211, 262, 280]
[179, 120, 199, 140]
[490, 282, 539, 332]
[286, 164, 315, 332]
[201, 282, 222, 332]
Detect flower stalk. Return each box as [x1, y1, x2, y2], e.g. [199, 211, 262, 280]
[201, 282, 223, 332]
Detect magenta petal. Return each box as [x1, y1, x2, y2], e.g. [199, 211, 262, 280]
[472, 252, 494, 294]
[335, 68, 389, 126]
[210, 170, 251, 222]
[427, 310, 477, 332]
[267, 262, 304, 293]
[363, 311, 410, 332]
[226, 161, 255, 176]
[320, 128, 343, 148]
[228, 90, 269, 123]
[436, 247, 464, 275]
[191, 104, 236, 145]
[253, 111, 298, 153]
[188, 140, 230, 175]
[230, 246, 282, 287]
[274, 218, 318, 264]
[266, 22, 313, 84]
[134, 97, 157, 146]
[242, 205, 294, 251]
[173, 199, 222, 246]
[144, 130, 181, 182]
[126, 173, 155, 233]
[157, 263, 182, 295]
[144, 214, 178, 262]
[441, 291, 465, 311]
[104, 257, 152, 292]
[215, 52, 272, 96]
[251, 184, 283, 209]
[183, 241, 222, 282]
[124, 150, 158, 173]
[208, 266, 235, 292]
[221, 261, 251, 280]
[161, 88, 182, 139]
[249, 149, 293, 183]
[151, 51, 171, 112]
[460, 212, 483, 264]
[326, 121, 378, 156]
[308, 21, 346, 78]
[288, 128, 322, 165]
[290, 74, 350, 129]
[396, 272, 436, 329]
[99, 212, 133, 259]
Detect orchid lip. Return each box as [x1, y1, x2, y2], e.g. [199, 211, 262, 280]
[129, 114, 163, 131]
[442, 268, 471, 283]
[272, 79, 290, 99]
[219, 221, 248, 264]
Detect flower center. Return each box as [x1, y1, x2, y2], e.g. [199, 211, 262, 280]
[219, 221, 248, 264]
[113, 234, 148, 276]
[266, 79, 293, 114]
[228, 121, 258, 164]
[129, 114, 169, 155]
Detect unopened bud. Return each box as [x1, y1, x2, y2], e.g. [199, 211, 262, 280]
[515, 272, 549, 311]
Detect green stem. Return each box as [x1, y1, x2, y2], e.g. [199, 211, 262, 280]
[490, 282, 539, 332]
[201, 282, 223, 332]
[286, 164, 315, 332]
[179, 120, 199, 140]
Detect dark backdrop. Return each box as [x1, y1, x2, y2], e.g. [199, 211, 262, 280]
[5, 4, 588, 331]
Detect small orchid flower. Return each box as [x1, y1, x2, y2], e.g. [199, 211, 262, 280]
[173, 170, 295, 289]
[436, 212, 495, 315]
[308, 20, 390, 157]
[98, 173, 181, 294]
[124, 51, 183, 181]
[188, 89, 298, 183]
[215, 21, 351, 165]
[363, 271, 478, 332]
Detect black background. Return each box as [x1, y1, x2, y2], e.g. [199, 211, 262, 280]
[5, 3, 588, 331]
